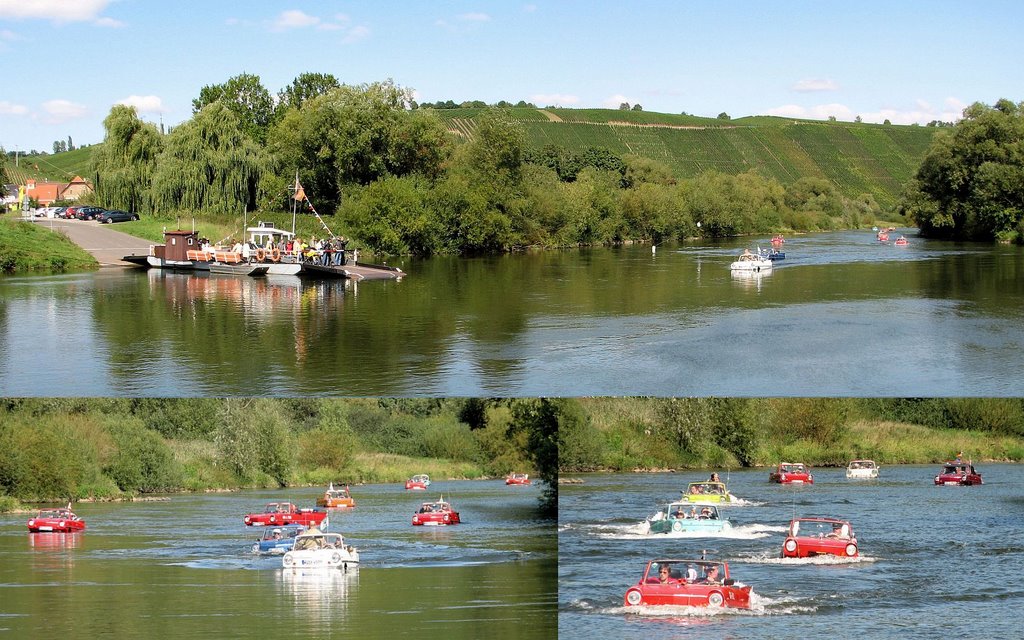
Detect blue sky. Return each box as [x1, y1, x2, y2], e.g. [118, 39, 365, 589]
[1, 0, 1022, 153]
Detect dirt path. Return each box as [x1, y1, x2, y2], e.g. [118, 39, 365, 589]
[538, 109, 562, 122]
[31, 218, 152, 267]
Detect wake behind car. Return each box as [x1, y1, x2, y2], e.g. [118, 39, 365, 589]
[623, 558, 751, 608]
[282, 530, 359, 570]
[781, 517, 858, 558]
[97, 209, 140, 223]
[251, 525, 304, 554]
[647, 502, 732, 534]
[769, 462, 813, 484]
[27, 506, 86, 533]
[243, 502, 327, 527]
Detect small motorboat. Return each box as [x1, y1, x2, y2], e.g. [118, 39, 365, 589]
[730, 250, 773, 272]
[647, 503, 732, 534]
[894, 236, 909, 246]
[316, 483, 356, 509]
[27, 506, 86, 533]
[405, 474, 430, 490]
[412, 497, 461, 526]
[760, 247, 785, 261]
[623, 558, 752, 608]
[506, 473, 531, 485]
[282, 529, 359, 570]
[781, 517, 858, 558]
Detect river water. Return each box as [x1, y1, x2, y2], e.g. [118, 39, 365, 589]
[557, 465, 1024, 639]
[0, 481, 555, 638]
[1, 230, 1023, 396]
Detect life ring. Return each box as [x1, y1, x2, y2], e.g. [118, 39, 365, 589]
[255, 248, 266, 262]
[270, 247, 281, 262]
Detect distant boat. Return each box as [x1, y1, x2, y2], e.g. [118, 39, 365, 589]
[730, 250, 772, 272]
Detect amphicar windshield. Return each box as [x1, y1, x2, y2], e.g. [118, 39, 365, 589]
[848, 460, 876, 470]
[790, 519, 852, 539]
[781, 464, 806, 473]
[687, 482, 727, 495]
[942, 463, 975, 475]
[645, 560, 728, 583]
[263, 503, 291, 513]
[293, 532, 345, 551]
[665, 503, 721, 519]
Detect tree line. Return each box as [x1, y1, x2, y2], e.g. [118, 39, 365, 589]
[86, 72, 894, 256]
[0, 398, 556, 515]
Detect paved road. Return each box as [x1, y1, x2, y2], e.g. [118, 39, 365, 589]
[30, 217, 152, 267]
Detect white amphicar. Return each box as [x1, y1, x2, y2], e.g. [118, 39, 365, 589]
[282, 531, 359, 570]
[730, 249, 773, 272]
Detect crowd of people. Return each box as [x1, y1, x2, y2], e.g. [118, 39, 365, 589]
[200, 234, 352, 266]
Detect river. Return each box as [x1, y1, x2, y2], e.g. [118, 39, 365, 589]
[0, 481, 555, 638]
[1, 230, 1022, 396]
[557, 464, 1024, 639]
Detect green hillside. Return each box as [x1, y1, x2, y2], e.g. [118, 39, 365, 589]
[435, 108, 938, 209]
[13, 145, 94, 184]
[18, 109, 938, 210]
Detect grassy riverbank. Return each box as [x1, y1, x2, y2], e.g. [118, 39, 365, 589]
[563, 398, 1024, 472]
[0, 398, 544, 511]
[0, 217, 97, 274]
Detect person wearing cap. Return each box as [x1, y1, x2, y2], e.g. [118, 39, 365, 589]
[702, 565, 721, 585]
[272, 529, 283, 540]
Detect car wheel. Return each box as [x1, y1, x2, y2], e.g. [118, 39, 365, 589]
[132, 215, 139, 221]
[251, 543, 260, 553]
[104, 218, 112, 224]
[707, 592, 725, 607]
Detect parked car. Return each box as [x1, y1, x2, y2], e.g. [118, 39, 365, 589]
[62, 206, 83, 219]
[97, 209, 140, 223]
[75, 206, 106, 220]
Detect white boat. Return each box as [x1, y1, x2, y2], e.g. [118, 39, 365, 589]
[244, 223, 302, 275]
[846, 459, 879, 479]
[282, 531, 359, 570]
[730, 250, 773, 272]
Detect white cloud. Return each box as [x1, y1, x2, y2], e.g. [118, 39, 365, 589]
[341, 25, 370, 43]
[1, 29, 25, 41]
[602, 94, 637, 109]
[0, 100, 29, 116]
[764, 99, 966, 125]
[523, 4, 538, 12]
[117, 95, 165, 114]
[0, 0, 115, 24]
[532, 93, 580, 107]
[271, 9, 320, 31]
[458, 12, 491, 22]
[792, 78, 839, 92]
[93, 16, 124, 28]
[39, 99, 88, 124]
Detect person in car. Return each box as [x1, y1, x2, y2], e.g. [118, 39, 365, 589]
[700, 565, 721, 585]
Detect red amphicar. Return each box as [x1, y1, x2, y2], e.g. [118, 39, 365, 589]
[412, 497, 461, 526]
[405, 474, 430, 490]
[781, 517, 858, 558]
[27, 506, 86, 533]
[934, 459, 983, 486]
[894, 236, 909, 246]
[771, 234, 785, 245]
[506, 473, 531, 485]
[768, 462, 814, 484]
[243, 502, 328, 527]
[623, 558, 752, 609]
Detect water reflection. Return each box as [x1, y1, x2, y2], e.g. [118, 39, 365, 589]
[278, 567, 359, 622]
[730, 269, 772, 291]
[27, 532, 83, 551]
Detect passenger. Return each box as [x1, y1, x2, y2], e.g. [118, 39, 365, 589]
[272, 529, 283, 540]
[700, 507, 712, 519]
[685, 564, 699, 582]
[673, 507, 686, 519]
[702, 565, 721, 585]
[689, 507, 698, 519]
[658, 565, 674, 584]
[709, 472, 720, 482]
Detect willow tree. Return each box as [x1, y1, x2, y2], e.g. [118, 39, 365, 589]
[151, 102, 268, 214]
[267, 79, 452, 214]
[91, 105, 163, 213]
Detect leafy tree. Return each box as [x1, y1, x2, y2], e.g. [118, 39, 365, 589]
[91, 104, 163, 212]
[717, 112, 730, 120]
[510, 398, 564, 516]
[268, 81, 451, 214]
[462, 109, 527, 187]
[276, 72, 341, 114]
[192, 73, 275, 144]
[631, 104, 643, 111]
[901, 99, 1024, 241]
[855, 115, 863, 123]
[619, 102, 630, 111]
[151, 102, 267, 214]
